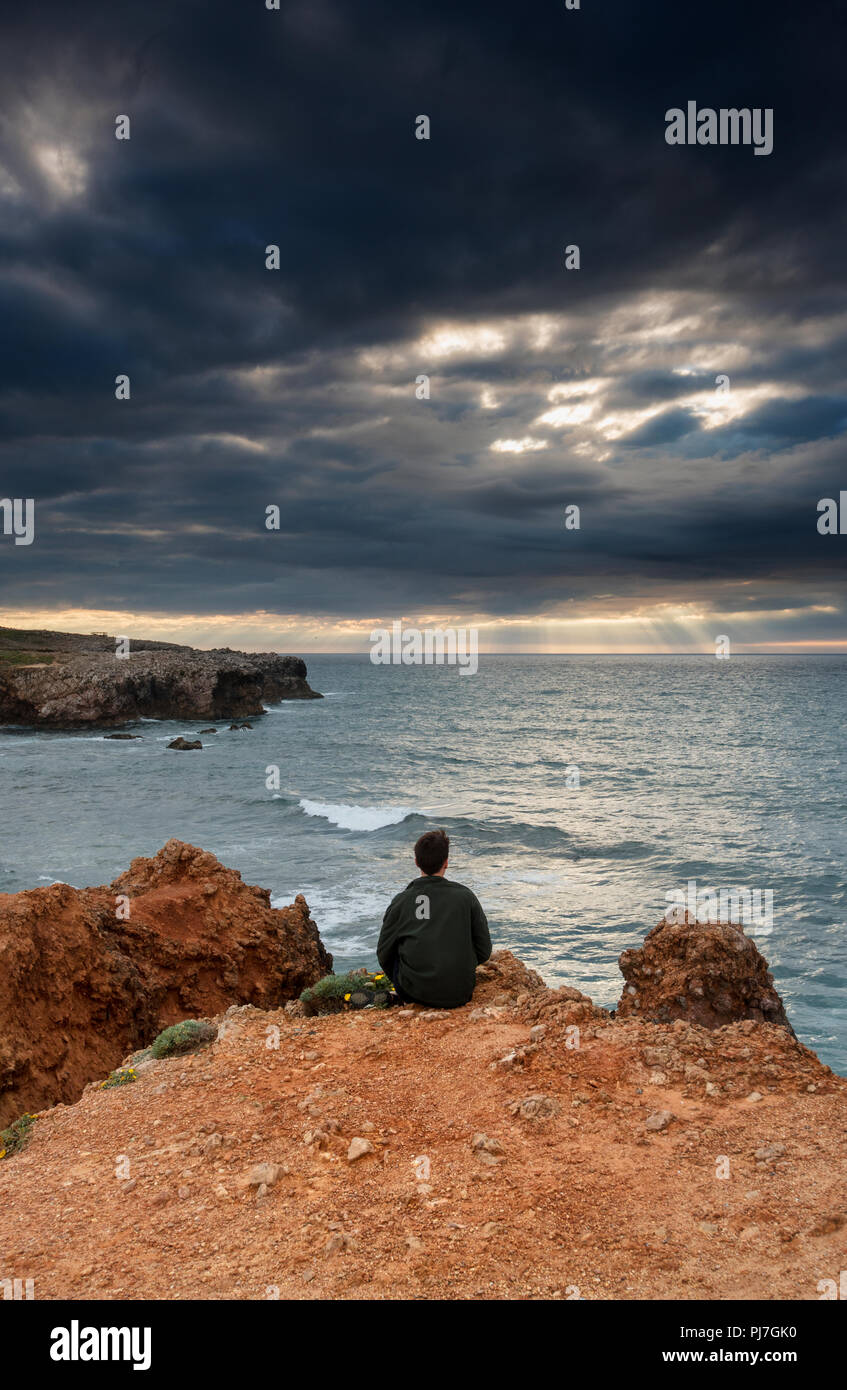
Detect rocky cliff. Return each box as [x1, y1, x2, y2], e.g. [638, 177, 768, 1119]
[0, 626, 321, 727]
[0, 946, 842, 1302]
[617, 913, 793, 1030]
[0, 840, 332, 1126]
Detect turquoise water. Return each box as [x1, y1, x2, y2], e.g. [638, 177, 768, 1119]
[1, 654, 845, 1073]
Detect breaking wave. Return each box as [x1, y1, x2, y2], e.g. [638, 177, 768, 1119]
[298, 799, 415, 831]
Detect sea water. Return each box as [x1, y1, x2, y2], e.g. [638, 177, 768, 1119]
[1, 654, 845, 1073]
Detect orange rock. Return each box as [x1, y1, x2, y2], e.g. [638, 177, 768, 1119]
[0, 839, 331, 1125]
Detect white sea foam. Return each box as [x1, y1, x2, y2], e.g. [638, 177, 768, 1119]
[265, 691, 346, 709]
[298, 799, 413, 831]
[5, 734, 123, 743]
[270, 883, 387, 950]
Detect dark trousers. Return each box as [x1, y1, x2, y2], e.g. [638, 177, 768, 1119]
[385, 955, 427, 1007]
[386, 957, 464, 1009]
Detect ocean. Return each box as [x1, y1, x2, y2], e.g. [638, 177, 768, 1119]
[2, 653, 845, 1074]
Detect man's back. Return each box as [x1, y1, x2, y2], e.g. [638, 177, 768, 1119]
[378, 873, 491, 1009]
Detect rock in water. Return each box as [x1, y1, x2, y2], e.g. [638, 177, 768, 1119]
[168, 737, 202, 750]
[617, 916, 793, 1031]
[0, 839, 332, 1125]
[0, 625, 321, 728]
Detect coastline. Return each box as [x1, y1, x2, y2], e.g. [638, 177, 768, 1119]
[0, 626, 321, 727]
[0, 845, 843, 1301]
[1, 954, 842, 1301]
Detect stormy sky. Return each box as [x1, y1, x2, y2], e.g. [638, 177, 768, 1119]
[0, 0, 845, 652]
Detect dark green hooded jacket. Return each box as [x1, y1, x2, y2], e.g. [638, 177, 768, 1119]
[377, 875, 491, 1008]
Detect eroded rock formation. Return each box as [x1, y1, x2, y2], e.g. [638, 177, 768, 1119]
[0, 840, 332, 1125]
[616, 913, 793, 1030]
[1, 932, 838, 1302]
[0, 851, 804, 1132]
[0, 627, 321, 727]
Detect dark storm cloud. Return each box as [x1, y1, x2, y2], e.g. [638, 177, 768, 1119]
[620, 408, 699, 447]
[0, 0, 845, 638]
[728, 396, 847, 446]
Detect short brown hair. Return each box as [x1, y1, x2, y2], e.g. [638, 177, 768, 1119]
[414, 828, 450, 876]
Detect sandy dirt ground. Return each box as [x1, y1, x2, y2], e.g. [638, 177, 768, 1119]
[1, 962, 844, 1302]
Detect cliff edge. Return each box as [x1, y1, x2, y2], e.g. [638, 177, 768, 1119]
[0, 626, 321, 727]
[0, 874, 843, 1300]
[0, 840, 332, 1127]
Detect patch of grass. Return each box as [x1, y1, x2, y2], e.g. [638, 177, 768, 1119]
[301, 969, 394, 1013]
[0, 1112, 37, 1159]
[0, 649, 53, 666]
[150, 1019, 217, 1058]
[101, 1066, 137, 1089]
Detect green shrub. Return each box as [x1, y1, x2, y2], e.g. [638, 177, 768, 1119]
[300, 969, 394, 1014]
[0, 649, 53, 665]
[0, 1112, 37, 1159]
[150, 1019, 217, 1059]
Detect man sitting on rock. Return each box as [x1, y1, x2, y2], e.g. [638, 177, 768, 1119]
[377, 829, 491, 1009]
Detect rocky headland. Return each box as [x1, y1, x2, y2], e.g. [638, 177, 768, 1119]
[0, 850, 843, 1301]
[0, 626, 321, 727]
[0, 840, 331, 1126]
